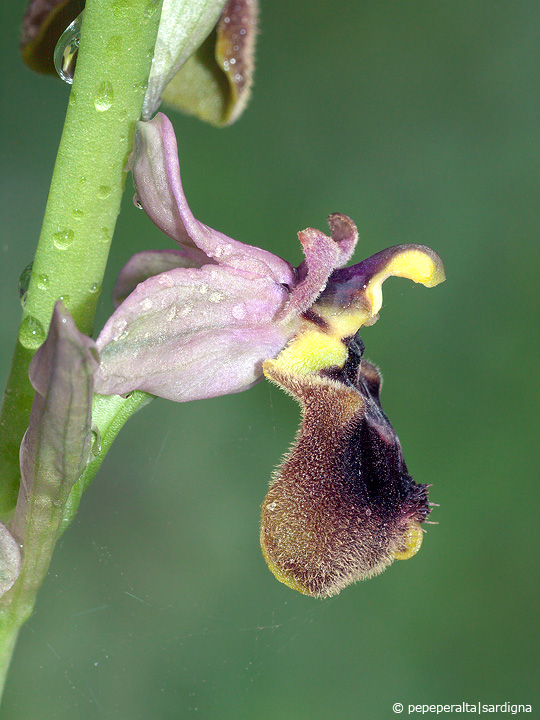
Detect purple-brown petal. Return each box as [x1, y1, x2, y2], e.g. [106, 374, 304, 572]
[214, 0, 258, 125]
[161, 0, 258, 127]
[328, 213, 358, 268]
[95, 264, 296, 402]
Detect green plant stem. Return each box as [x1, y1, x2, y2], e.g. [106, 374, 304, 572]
[0, 0, 164, 518]
[0, 390, 153, 702]
[0, 0, 164, 699]
[0, 625, 18, 703]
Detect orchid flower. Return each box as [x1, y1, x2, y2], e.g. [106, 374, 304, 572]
[94, 112, 359, 401]
[95, 112, 445, 596]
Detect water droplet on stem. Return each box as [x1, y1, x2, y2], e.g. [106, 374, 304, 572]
[19, 316, 46, 350]
[94, 81, 114, 112]
[18, 262, 33, 304]
[36, 274, 49, 290]
[91, 426, 102, 456]
[54, 11, 84, 84]
[98, 185, 112, 199]
[52, 228, 75, 250]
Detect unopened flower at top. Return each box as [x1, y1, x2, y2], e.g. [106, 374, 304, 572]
[95, 112, 445, 597]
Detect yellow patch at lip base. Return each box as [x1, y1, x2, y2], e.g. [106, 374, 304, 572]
[393, 521, 424, 561]
[268, 326, 348, 375]
[269, 308, 371, 376]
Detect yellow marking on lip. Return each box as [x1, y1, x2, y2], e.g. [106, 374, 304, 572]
[270, 246, 444, 377]
[366, 248, 446, 318]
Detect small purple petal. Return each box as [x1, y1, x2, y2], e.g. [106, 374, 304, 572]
[113, 247, 215, 308]
[328, 213, 358, 268]
[131, 114, 296, 286]
[96, 264, 295, 402]
[283, 226, 340, 319]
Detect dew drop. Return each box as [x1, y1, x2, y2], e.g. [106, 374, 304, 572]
[98, 185, 112, 199]
[112, 319, 128, 341]
[89, 282, 101, 294]
[72, 208, 84, 219]
[99, 227, 111, 244]
[133, 193, 143, 209]
[91, 426, 102, 456]
[59, 294, 71, 305]
[18, 262, 33, 302]
[106, 35, 123, 59]
[54, 11, 83, 84]
[52, 228, 75, 250]
[94, 81, 114, 112]
[111, 0, 131, 20]
[19, 316, 46, 350]
[36, 274, 49, 290]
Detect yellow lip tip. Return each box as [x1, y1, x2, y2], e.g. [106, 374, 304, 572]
[422, 256, 446, 288]
[393, 521, 424, 561]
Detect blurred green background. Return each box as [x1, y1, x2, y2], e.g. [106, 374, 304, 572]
[1, 1, 539, 718]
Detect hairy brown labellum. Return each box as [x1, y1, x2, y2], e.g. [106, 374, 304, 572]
[261, 348, 429, 598]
